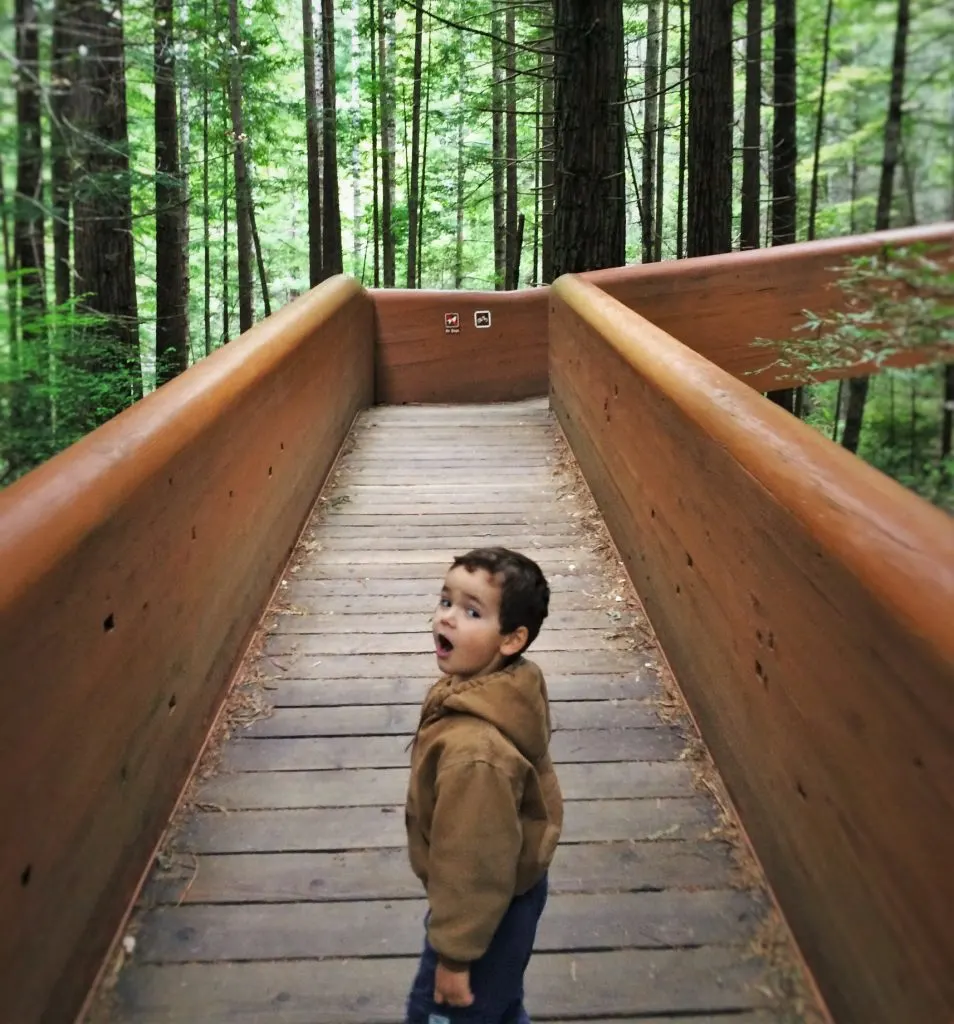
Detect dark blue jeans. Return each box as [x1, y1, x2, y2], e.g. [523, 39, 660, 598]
[405, 874, 549, 1024]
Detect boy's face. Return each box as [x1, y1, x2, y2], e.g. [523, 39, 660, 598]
[432, 565, 528, 679]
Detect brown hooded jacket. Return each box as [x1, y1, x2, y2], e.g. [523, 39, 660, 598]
[405, 658, 563, 965]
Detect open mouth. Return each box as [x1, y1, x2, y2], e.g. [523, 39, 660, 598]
[435, 633, 454, 659]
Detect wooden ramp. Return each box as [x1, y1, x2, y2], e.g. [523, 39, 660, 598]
[103, 400, 810, 1023]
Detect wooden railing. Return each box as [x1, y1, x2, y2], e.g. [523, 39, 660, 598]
[550, 273, 954, 1024]
[371, 222, 952, 404]
[0, 277, 374, 1024]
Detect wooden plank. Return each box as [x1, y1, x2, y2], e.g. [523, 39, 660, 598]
[290, 562, 588, 580]
[266, 610, 634, 632]
[310, 511, 580, 527]
[223, 729, 683, 772]
[260, 650, 639, 679]
[194, 761, 694, 809]
[135, 889, 761, 963]
[181, 798, 714, 854]
[265, 673, 654, 707]
[302, 547, 593, 566]
[263, 629, 626, 657]
[145, 838, 734, 905]
[245, 700, 658, 738]
[282, 576, 624, 600]
[112, 947, 773, 1022]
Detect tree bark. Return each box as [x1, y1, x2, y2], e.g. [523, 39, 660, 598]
[740, 0, 762, 251]
[505, 0, 518, 288]
[228, 0, 255, 332]
[552, 0, 625, 276]
[368, 0, 380, 287]
[155, 0, 189, 384]
[454, 11, 466, 288]
[491, 2, 505, 289]
[379, 0, 396, 285]
[50, 0, 72, 310]
[351, 2, 363, 276]
[641, 0, 660, 264]
[71, 0, 142, 432]
[653, 0, 669, 263]
[417, 28, 431, 287]
[321, 0, 343, 275]
[807, 0, 835, 241]
[541, 27, 555, 282]
[687, 0, 733, 257]
[676, 0, 686, 258]
[221, 94, 230, 343]
[844, 0, 910, 454]
[303, 0, 323, 285]
[202, 0, 212, 354]
[771, 0, 797, 246]
[407, 0, 424, 287]
[875, 0, 910, 230]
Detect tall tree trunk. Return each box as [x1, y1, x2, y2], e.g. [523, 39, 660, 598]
[202, 0, 212, 354]
[378, 0, 396, 286]
[641, 0, 660, 264]
[71, 0, 142, 434]
[228, 0, 255, 332]
[532, 74, 541, 285]
[686, 0, 733, 257]
[807, 0, 835, 241]
[843, 0, 910, 455]
[653, 0, 669, 263]
[675, 0, 687, 258]
[767, 0, 798, 413]
[303, 0, 323, 285]
[454, 12, 466, 288]
[942, 364, 953, 461]
[740, 0, 762, 251]
[249, 199, 271, 315]
[552, 0, 625, 275]
[321, 0, 342, 275]
[178, 11, 191, 356]
[541, 26, 555, 282]
[491, 2, 505, 289]
[368, 0, 380, 287]
[875, 0, 910, 230]
[222, 93, 230, 343]
[771, 0, 797, 246]
[505, 0, 518, 288]
[50, 0, 72, 310]
[14, 0, 49, 461]
[351, 2, 362, 276]
[407, 0, 424, 287]
[155, 0, 189, 384]
[417, 27, 431, 288]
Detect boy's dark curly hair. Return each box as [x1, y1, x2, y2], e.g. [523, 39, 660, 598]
[452, 546, 550, 660]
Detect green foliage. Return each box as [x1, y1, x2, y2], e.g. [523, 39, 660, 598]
[754, 243, 954, 380]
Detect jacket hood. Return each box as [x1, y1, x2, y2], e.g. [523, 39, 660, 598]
[418, 658, 551, 763]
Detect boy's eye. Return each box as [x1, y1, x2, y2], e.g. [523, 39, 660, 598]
[439, 597, 451, 608]
[466, 608, 481, 619]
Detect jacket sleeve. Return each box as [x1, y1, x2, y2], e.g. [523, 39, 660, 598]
[425, 758, 523, 964]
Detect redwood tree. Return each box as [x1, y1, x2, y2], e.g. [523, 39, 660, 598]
[686, 0, 733, 257]
[552, 0, 625, 276]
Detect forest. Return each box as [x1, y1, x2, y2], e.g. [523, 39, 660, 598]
[1, 0, 952, 507]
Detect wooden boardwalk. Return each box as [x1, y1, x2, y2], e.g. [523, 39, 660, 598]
[104, 400, 810, 1023]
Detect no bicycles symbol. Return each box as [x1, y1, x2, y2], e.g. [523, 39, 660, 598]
[474, 310, 491, 328]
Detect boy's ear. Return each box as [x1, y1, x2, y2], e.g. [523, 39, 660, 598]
[499, 626, 529, 658]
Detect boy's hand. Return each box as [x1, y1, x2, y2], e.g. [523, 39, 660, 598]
[434, 961, 474, 1007]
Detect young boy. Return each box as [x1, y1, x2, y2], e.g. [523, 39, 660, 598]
[404, 547, 564, 1024]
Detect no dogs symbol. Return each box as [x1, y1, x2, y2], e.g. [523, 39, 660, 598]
[444, 312, 460, 334]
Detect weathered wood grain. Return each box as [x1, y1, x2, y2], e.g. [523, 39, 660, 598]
[178, 760, 694, 810]
[267, 610, 634, 632]
[224, 728, 684, 771]
[113, 947, 774, 1022]
[145, 839, 735, 905]
[181, 799, 714, 854]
